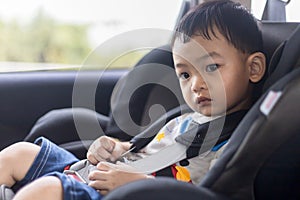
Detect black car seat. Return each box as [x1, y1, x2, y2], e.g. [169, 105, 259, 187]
[129, 21, 300, 151]
[25, 21, 299, 160]
[201, 22, 300, 200]
[102, 23, 300, 200]
[24, 1, 194, 159]
[24, 44, 186, 159]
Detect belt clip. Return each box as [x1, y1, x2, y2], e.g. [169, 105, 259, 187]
[64, 170, 87, 184]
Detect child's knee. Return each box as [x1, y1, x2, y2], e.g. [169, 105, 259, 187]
[1, 142, 40, 162]
[14, 176, 63, 200]
[15, 142, 39, 152]
[0, 142, 40, 182]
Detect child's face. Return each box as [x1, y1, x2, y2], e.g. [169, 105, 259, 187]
[173, 31, 254, 116]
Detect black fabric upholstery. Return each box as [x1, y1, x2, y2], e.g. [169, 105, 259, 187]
[27, 23, 298, 146]
[264, 24, 300, 89]
[26, 45, 181, 159]
[201, 68, 300, 199]
[25, 108, 109, 144]
[254, 132, 300, 200]
[105, 45, 183, 141]
[260, 22, 300, 67]
[103, 49, 300, 200]
[198, 24, 300, 199]
[253, 22, 300, 101]
[27, 23, 300, 159]
[103, 177, 230, 200]
[102, 71, 300, 200]
[26, 111, 106, 159]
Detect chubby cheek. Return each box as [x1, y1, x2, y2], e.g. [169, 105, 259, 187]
[206, 83, 227, 115]
[221, 76, 250, 113]
[212, 92, 227, 114]
[180, 82, 202, 112]
[180, 84, 193, 107]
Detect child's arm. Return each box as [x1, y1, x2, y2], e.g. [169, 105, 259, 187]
[88, 161, 153, 195]
[87, 136, 132, 164]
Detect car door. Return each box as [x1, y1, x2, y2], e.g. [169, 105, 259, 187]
[0, 0, 186, 150]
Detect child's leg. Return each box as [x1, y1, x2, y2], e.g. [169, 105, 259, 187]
[0, 142, 40, 187]
[13, 176, 63, 200]
[14, 173, 102, 200]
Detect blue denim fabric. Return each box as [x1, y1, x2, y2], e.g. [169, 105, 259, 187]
[12, 137, 102, 200]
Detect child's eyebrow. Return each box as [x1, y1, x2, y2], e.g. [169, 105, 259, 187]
[175, 63, 188, 68]
[175, 51, 222, 68]
[198, 51, 222, 62]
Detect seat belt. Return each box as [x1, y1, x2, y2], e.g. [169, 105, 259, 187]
[128, 110, 247, 174]
[129, 104, 192, 151]
[67, 110, 247, 183]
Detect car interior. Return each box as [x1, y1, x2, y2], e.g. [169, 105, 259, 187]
[103, 20, 300, 199]
[0, 0, 299, 199]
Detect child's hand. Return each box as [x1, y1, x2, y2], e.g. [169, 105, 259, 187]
[88, 162, 152, 195]
[86, 136, 131, 164]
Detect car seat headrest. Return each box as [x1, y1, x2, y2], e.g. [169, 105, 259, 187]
[267, 42, 285, 75]
[105, 45, 184, 140]
[260, 22, 299, 66]
[249, 22, 299, 102]
[263, 24, 300, 90]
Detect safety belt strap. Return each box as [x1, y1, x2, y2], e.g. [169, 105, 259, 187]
[128, 110, 248, 174]
[67, 110, 247, 182]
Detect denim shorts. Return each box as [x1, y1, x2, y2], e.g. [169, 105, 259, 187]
[12, 137, 102, 200]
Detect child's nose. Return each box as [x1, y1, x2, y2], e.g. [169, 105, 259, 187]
[191, 76, 206, 93]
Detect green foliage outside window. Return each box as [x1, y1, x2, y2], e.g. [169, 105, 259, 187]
[0, 10, 91, 65]
[0, 10, 150, 71]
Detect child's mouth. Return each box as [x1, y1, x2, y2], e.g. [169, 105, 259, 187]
[196, 96, 212, 106]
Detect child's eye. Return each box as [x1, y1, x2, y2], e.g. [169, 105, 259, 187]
[179, 72, 190, 80]
[205, 64, 219, 72]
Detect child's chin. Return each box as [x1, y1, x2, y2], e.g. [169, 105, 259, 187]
[197, 108, 212, 116]
[198, 108, 226, 117]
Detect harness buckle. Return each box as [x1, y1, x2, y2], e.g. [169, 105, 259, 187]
[64, 170, 87, 184]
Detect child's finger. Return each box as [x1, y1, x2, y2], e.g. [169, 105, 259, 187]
[110, 144, 125, 162]
[98, 189, 109, 196]
[96, 161, 116, 171]
[89, 169, 107, 181]
[86, 151, 99, 165]
[99, 136, 115, 153]
[89, 179, 108, 190]
[87, 136, 117, 162]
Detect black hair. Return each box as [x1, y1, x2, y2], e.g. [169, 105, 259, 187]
[173, 0, 263, 54]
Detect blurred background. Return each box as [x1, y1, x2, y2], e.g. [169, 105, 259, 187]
[0, 0, 298, 71]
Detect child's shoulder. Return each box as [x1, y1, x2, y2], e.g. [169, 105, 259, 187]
[163, 112, 195, 130]
[167, 112, 214, 124]
[172, 112, 195, 124]
[161, 112, 219, 134]
[164, 112, 221, 134]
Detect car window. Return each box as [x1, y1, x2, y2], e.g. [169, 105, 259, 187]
[0, 0, 183, 72]
[252, 0, 300, 22]
[286, 0, 300, 22]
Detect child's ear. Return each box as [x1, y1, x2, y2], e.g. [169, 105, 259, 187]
[247, 52, 266, 83]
